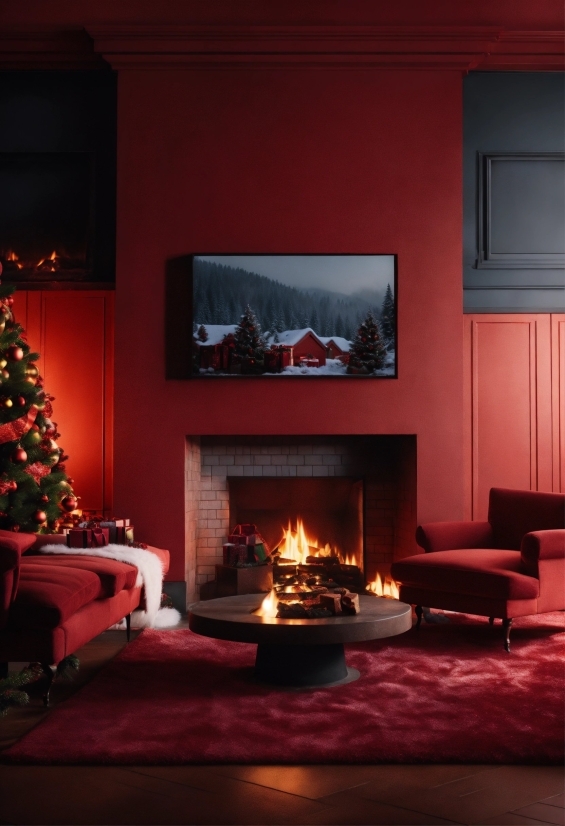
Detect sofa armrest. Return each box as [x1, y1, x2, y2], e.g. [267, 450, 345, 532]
[415, 521, 494, 553]
[521, 529, 565, 569]
[0, 530, 37, 630]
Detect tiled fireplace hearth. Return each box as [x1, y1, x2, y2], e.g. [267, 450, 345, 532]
[185, 436, 417, 600]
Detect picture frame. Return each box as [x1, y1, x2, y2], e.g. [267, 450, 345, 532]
[166, 254, 397, 379]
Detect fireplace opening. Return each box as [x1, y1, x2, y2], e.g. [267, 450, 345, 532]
[0, 152, 94, 282]
[228, 477, 364, 569]
[185, 435, 417, 606]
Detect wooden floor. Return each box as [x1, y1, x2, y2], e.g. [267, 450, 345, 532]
[0, 625, 563, 826]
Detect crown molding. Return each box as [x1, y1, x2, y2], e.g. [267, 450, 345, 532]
[0, 25, 562, 71]
[86, 24, 502, 69]
[0, 29, 105, 69]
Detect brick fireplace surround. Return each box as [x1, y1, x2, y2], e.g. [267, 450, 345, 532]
[186, 435, 416, 599]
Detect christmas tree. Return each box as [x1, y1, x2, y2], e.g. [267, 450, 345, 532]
[233, 305, 266, 373]
[347, 311, 387, 374]
[380, 283, 396, 346]
[0, 273, 78, 533]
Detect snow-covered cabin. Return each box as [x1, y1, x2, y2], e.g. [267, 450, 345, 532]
[320, 336, 351, 360]
[267, 328, 327, 367]
[193, 324, 237, 371]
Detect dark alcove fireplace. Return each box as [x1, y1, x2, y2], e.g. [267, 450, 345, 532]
[185, 435, 417, 601]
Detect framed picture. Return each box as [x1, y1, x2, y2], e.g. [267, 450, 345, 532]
[166, 254, 396, 379]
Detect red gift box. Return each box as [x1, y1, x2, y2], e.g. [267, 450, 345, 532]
[223, 543, 248, 566]
[228, 534, 247, 545]
[115, 525, 134, 544]
[67, 527, 109, 549]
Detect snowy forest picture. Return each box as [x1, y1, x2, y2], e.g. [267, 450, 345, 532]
[191, 255, 396, 377]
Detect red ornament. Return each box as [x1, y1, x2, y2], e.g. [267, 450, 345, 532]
[60, 495, 78, 512]
[16, 396, 26, 406]
[40, 494, 49, 503]
[32, 510, 47, 524]
[11, 447, 27, 463]
[67, 478, 74, 485]
[7, 345, 23, 361]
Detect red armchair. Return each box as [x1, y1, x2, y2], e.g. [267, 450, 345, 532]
[390, 488, 565, 651]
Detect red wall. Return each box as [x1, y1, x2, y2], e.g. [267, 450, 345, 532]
[111, 67, 464, 580]
[3, 0, 560, 583]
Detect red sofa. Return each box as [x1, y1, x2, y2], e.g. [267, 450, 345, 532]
[0, 530, 169, 703]
[391, 488, 565, 651]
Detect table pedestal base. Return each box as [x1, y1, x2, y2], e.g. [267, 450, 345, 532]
[255, 642, 360, 688]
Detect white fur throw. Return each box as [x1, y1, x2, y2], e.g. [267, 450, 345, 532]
[40, 543, 181, 629]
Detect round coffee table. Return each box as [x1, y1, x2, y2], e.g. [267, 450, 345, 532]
[188, 593, 412, 688]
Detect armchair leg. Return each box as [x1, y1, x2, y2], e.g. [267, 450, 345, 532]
[415, 605, 423, 628]
[126, 612, 131, 643]
[489, 616, 495, 625]
[502, 618, 513, 652]
[0, 662, 8, 680]
[40, 663, 56, 707]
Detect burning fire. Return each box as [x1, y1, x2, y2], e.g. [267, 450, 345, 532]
[366, 572, 400, 599]
[256, 589, 279, 618]
[5, 250, 23, 270]
[3, 249, 60, 272]
[277, 518, 360, 567]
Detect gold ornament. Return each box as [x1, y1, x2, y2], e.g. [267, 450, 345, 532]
[0, 359, 7, 369]
[3, 398, 12, 408]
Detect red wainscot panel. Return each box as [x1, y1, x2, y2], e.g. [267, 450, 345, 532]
[13, 291, 114, 514]
[551, 315, 565, 493]
[464, 315, 553, 521]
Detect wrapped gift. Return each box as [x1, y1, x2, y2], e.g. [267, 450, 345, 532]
[252, 543, 268, 563]
[99, 518, 130, 543]
[67, 527, 109, 549]
[228, 534, 247, 546]
[115, 524, 134, 544]
[223, 543, 248, 566]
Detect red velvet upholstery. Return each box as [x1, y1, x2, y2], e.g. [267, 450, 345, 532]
[391, 549, 539, 600]
[9, 565, 102, 629]
[0, 531, 36, 630]
[391, 487, 565, 646]
[22, 555, 138, 597]
[488, 487, 565, 550]
[0, 534, 170, 669]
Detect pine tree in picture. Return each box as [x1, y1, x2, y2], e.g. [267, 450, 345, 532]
[347, 311, 387, 375]
[0, 277, 78, 533]
[380, 283, 396, 347]
[233, 305, 266, 374]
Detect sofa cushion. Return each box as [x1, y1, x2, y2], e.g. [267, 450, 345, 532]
[8, 564, 101, 630]
[391, 549, 539, 601]
[22, 555, 138, 597]
[488, 488, 565, 550]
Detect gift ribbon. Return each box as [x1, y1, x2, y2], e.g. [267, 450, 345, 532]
[0, 405, 38, 445]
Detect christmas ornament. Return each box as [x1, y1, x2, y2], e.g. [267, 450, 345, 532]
[16, 396, 26, 406]
[26, 365, 38, 378]
[40, 494, 49, 502]
[1, 370, 9, 379]
[11, 447, 27, 463]
[60, 495, 78, 512]
[6, 345, 23, 361]
[23, 463, 51, 482]
[0, 359, 7, 369]
[24, 429, 41, 445]
[0, 405, 38, 445]
[3, 398, 12, 408]
[32, 510, 47, 524]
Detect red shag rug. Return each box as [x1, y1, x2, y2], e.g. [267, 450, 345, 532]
[4, 611, 564, 765]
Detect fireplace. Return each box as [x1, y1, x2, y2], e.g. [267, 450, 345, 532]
[0, 152, 94, 282]
[185, 435, 417, 602]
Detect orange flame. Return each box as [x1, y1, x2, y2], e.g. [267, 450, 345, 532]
[276, 517, 360, 567]
[256, 589, 278, 618]
[367, 572, 400, 599]
[5, 250, 23, 269]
